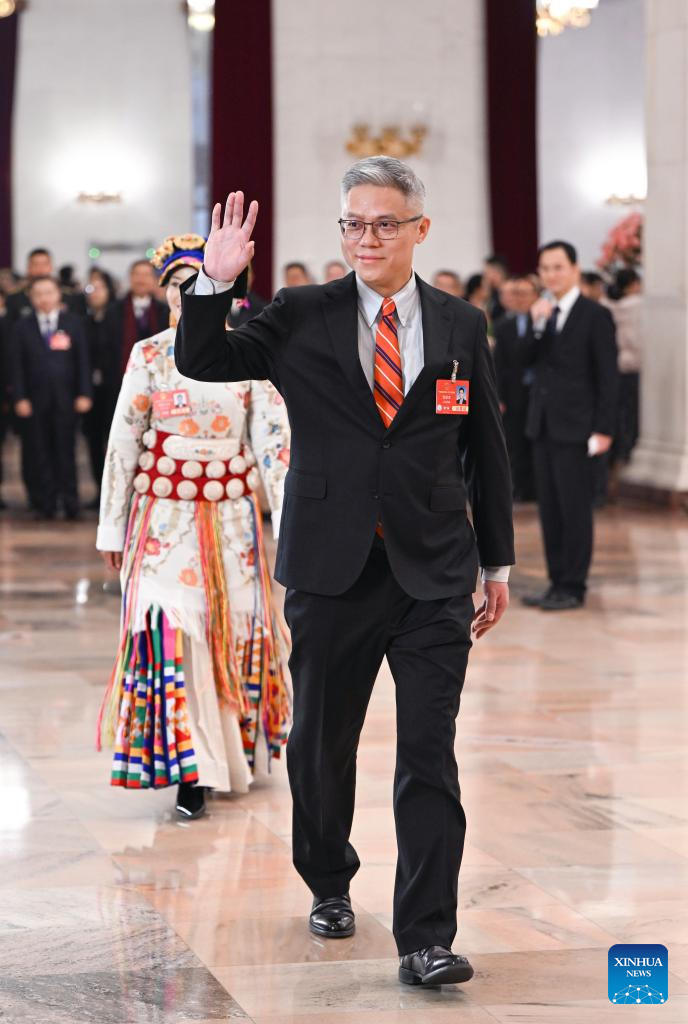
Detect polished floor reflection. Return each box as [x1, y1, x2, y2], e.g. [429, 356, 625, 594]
[1, 474, 687, 1022]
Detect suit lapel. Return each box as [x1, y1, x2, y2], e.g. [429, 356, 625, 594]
[322, 273, 381, 428]
[386, 275, 452, 435]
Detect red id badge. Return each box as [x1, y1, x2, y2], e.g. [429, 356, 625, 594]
[436, 379, 470, 415]
[152, 388, 191, 418]
[49, 331, 72, 351]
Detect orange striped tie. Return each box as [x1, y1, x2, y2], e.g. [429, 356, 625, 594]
[374, 297, 403, 427]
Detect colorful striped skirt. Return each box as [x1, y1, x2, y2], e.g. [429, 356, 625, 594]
[112, 608, 199, 789]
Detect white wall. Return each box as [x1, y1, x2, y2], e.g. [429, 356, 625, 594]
[12, 0, 193, 283]
[537, 0, 646, 269]
[272, 0, 490, 286]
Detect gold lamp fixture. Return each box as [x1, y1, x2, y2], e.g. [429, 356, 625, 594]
[536, 1, 599, 37]
[346, 124, 427, 160]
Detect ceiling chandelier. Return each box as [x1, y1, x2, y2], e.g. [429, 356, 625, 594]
[536, 1, 599, 37]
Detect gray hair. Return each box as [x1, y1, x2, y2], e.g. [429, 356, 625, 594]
[340, 156, 426, 212]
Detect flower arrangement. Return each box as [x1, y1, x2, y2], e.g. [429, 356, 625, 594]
[597, 212, 643, 273]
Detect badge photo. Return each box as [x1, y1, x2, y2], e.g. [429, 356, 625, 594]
[49, 331, 72, 351]
[436, 379, 470, 416]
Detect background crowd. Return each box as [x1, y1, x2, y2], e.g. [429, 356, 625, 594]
[0, 244, 643, 521]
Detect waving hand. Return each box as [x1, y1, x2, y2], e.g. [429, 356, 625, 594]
[203, 191, 259, 283]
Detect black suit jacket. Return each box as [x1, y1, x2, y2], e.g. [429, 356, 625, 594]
[176, 272, 514, 600]
[493, 314, 532, 411]
[10, 311, 92, 412]
[526, 295, 619, 444]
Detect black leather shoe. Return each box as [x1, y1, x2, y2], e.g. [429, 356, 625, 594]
[399, 946, 474, 986]
[176, 783, 207, 819]
[521, 586, 556, 607]
[540, 591, 584, 611]
[309, 893, 355, 938]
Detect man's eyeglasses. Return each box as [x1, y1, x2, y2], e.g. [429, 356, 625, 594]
[338, 216, 422, 241]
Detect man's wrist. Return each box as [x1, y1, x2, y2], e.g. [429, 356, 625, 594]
[482, 566, 511, 584]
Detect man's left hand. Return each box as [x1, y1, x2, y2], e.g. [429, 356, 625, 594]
[472, 581, 509, 640]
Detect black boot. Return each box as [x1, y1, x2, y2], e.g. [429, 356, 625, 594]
[176, 783, 207, 819]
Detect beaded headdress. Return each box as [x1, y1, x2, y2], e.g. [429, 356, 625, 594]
[150, 233, 206, 285]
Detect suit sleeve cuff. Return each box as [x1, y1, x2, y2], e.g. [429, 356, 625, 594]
[481, 565, 511, 583]
[192, 266, 236, 295]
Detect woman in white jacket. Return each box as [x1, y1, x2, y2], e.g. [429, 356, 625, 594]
[96, 234, 290, 819]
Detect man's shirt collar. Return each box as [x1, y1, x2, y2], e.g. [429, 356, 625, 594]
[356, 272, 417, 328]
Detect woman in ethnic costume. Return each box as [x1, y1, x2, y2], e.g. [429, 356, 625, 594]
[96, 234, 290, 819]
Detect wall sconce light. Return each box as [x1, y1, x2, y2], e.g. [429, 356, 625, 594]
[76, 191, 123, 205]
[346, 124, 427, 160]
[605, 194, 646, 207]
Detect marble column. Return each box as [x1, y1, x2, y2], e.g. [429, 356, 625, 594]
[625, 1, 688, 493]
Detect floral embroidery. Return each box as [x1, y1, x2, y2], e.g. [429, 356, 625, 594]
[178, 567, 199, 587]
[211, 415, 230, 433]
[141, 344, 158, 364]
[132, 394, 150, 412]
[144, 537, 161, 556]
[178, 418, 200, 437]
[278, 448, 290, 466]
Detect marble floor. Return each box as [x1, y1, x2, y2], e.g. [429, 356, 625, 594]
[1, 453, 687, 1022]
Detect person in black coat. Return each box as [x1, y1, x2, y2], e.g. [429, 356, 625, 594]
[523, 241, 618, 611]
[493, 275, 539, 501]
[175, 157, 514, 987]
[80, 268, 117, 498]
[101, 259, 168, 427]
[10, 277, 92, 519]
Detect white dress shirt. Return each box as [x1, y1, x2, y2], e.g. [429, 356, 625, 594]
[552, 286, 580, 331]
[38, 310, 59, 336]
[194, 267, 510, 583]
[132, 295, 152, 318]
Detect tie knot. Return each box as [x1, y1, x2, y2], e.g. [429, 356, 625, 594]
[382, 297, 396, 319]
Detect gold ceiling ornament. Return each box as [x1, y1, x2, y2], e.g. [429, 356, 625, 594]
[536, 0, 599, 37]
[346, 124, 427, 160]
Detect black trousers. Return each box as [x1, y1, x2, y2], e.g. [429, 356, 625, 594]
[29, 403, 79, 515]
[503, 389, 534, 500]
[532, 435, 593, 598]
[284, 539, 474, 955]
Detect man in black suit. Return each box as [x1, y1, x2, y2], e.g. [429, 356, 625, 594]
[493, 275, 539, 501]
[10, 277, 92, 519]
[523, 241, 618, 611]
[102, 259, 168, 426]
[176, 157, 514, 987]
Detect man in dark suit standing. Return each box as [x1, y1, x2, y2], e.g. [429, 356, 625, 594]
[4, 247, 78, 506]
[523, 241, 618, 611]
[493, 275, 539, 501]
[175, 157, 514, 987]
[10, 277, 92, 519]
[102, 259, 168, 425]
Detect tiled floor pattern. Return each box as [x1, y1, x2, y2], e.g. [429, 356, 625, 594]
[1, 461, 686, 1022]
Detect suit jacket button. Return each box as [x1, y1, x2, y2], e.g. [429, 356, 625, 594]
[381, 441, 391, 449]
[372, 493, 380, 500]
